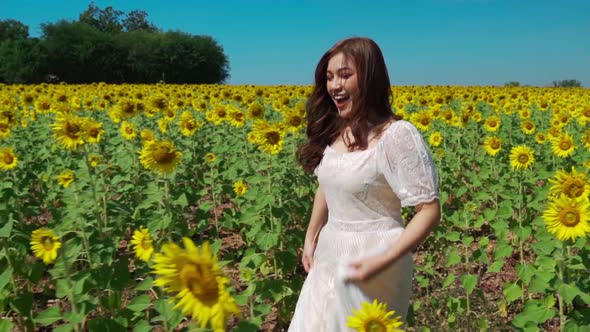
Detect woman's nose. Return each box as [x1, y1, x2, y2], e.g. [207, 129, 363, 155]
[330, 77, 342, 90]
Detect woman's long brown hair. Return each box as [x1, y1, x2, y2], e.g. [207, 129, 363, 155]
[297, 37, 401, 173]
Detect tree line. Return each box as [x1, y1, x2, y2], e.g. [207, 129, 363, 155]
[0, 3, 230, 84]
[505, 80, 583, 88]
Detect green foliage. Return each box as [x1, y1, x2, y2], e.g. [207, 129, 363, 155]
[0, 3, 229, 84]
[552, 79, 583, 88]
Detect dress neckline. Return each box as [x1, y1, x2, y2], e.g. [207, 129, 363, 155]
[326, 120, 401, 155]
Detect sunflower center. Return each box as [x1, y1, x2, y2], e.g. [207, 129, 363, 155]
[153, 98, 167, 109]
[233, 113, 244, 122]
[559, 140, 572, 150]
[265, 131, 280, 145]
[180, 263, 219, 305]
[518, 154, 529, 164]
[0, 123, 8, 131]
[88, 128, 99, 138]
[525, 123, 533, 130]
[490, 140, 500, 149]
[289, 117, 302, 127]
[364, 319, 386, 332]
[153, 145, 176, 163]
[559, 207, 580, 227]
[141, 237, 152, 250]
[3, 153, 14, 164]
[65, 121, 81, 138]
[488, 120, 497, 127]
[42, 236, 54, 251]
[563, 179, 585, 198]
[185, 119, 196, 129]
[122, 102, 135, 114]
[217, 110, 226, 118]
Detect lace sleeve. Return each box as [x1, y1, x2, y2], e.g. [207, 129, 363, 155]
[377, 120, 440, 207]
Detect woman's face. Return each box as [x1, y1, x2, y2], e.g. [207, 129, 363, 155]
[326, 52, 358, 118]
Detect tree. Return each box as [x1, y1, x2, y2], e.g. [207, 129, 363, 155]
[2, 5, 230, 84]
[79, 3, 124, 34]
[122, 10, 158, 32]
[0, 19, 29, 41]
[0, 38, 47, 83]
[504, 81, 520, 87]
[552, 79, 582, 88]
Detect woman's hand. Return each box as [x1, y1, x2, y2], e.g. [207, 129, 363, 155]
[302, 238, 317, 273]
[346, 254, 389, 282]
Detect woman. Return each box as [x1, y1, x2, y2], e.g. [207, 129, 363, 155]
[289, 37, 441, 331]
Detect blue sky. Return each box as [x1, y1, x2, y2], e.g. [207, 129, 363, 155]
[2, 0, 589, 86]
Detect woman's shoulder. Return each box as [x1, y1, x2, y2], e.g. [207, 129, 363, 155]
[381, 119, 418, 138]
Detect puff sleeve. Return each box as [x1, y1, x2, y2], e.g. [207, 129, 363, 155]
[377, 120, 440, 207]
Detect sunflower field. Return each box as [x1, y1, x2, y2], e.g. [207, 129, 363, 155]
[0, 83, 589, 331]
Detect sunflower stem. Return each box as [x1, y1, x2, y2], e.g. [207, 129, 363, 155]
[3, 245, 19, 296]
[83, 145, 103, 236]
[62, 243, 82, 332]
[557, 243, 567, 332]
[517, 172, 525, 303]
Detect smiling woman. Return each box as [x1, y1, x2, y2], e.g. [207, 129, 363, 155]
[290, 37, 441, 331]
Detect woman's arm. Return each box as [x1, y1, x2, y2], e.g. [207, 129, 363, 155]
[302, 185, 329, 272]
[347, 199, 441, 281]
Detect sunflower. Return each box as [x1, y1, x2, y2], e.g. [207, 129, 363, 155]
[410, 110, 433, 132]
[520, 120, 535, 135]
[0, 147, 18, 171]
[34, 95, 53, 113]
[164, 109, 176, 122]
[347, 299, 405, 332]
[247, 102, 265, 120]
[179, 111, 203, 136]
[233, 180, 247, 196]
[580, 129, 590, 150]
[549, 167, 590, 200]
[57, 170, 75, 188]
[428, 131, 443, 147]
[148, 93, 169, 113]
[139, 139, 183, 174]
[115, 98, 138, 119]
[120, 121, 137, 140]
[208, 105, 228, 125]
[30, 228, 62, 265]
[543, 196, 590, 242]
[152, 238, 240, 331]
[547, 126, 561, 140]
[205, 153, 216, 163]
[535, 132, 547, 144]
[158, 118, 167, 133]
[0, 121, 11, 139]
[509, 145, 535, 170]
[51, 113, 86, 150]
[483, 136, 502, 156]
[250, 121, 285, 155]
[140, 128, 155, 143]
[518, 108, 531, 119]
[283, 109, 305, 134]
[483, 115, 500, 132]
[130, 227, 154, 262]
[88, 153, 101, 168]
[551, 132, 575, 158]
[84, 118, 104, 144]
[227, 106, 245, 128]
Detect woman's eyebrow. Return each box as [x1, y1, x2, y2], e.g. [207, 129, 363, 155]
[326, 67, 353, 74]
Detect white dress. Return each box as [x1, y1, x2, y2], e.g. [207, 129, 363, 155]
[288, 120, 439, 331]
